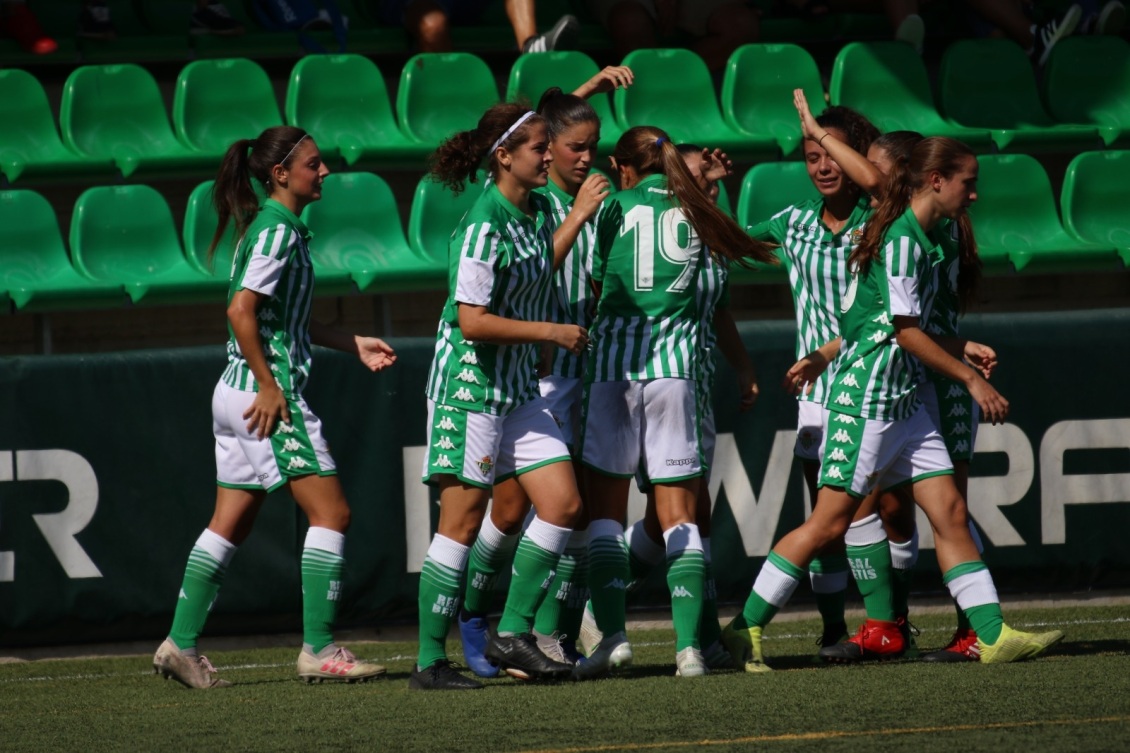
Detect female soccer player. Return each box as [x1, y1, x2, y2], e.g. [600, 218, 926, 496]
[413, 102, 609, 690]
[724, 136, 1064, 671]
[577, 126, 776, 679]
[152, 126, 397, 689]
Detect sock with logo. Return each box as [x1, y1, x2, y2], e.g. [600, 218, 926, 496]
[533, 528, 587, 637]
[845, 513, 896, 622]
[889, 528, 919, 619]
[300, 526, 346, 655]
[626, 518, 666, 586]
[417, 534, 470, 669]
[809, 553, 850, 631]
[462, 515, 520, 616]
[944, 560, 1003, 644]
[700, 537, 723, 649]
[664, 523, 705, 651]
[168, 528, 237, 651]
[497, 517, 571, 636]
[734, 551, 804, 630]
[555, 529, 590, 643]
[587, 519, 630, 636]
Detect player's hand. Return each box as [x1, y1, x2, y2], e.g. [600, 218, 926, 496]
[963, 340, 998, 379]
[575, 65, 634, 97]
[244, 382, 290, 440]
[549, 324, 589, 356]
[738, 369, 760, 412]
[968, 375, 1009, 425]
[356, 336, 397, 372]
[793, 88, 822, 143]
[700, 148, 733, 183]
[783, 350, 829, 396]
[571, 173, 611, 223]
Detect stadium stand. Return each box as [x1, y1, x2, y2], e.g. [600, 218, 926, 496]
[182, 179, 239, 279]
[173, 58, 283, 157]
[407, 171, 485, 273]
[1042, 35, 1130, 148]
[1060, 150, 1130, 267]
[396, 52, 500, 146]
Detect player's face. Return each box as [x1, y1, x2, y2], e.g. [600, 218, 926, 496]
[933, 154, 979, 219]
[549, 120, 599, 192]
[278, 139, 329, 206]
[680, 152, 719, 204]
[804, 127, 849, 198]
[504, 121, 552, 189]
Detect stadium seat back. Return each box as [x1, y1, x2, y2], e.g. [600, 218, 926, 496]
[408, 173, 486, 269]
[721, 43, 825, 156]
[613, 49, 726, 142]
[301, 172, 411, 272]
[174, 59, 282, 154]
[397, 53, 500, 144]
[735, 161, 819, 229]
[70, 185, 186, 282]
[1043, 36, 1130, 146]
[506, 51, 623, 149]
[183, 180, 239, 278]
[0, 189, 70, 287]
[1061, 150, 1130, 253]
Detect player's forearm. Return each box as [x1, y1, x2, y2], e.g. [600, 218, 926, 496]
[309, 321, 359, 354]
[459, 307, 556, 345]
[227, 300, 278, 389]
[895, 325, 976, 387]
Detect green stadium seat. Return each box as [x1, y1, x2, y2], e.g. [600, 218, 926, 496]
[397, 53, 500, 147]
[285, 54, 426, 168]
[301, 172, 443, 293]
[173, 59, 282, 156]
[1043, 36, 1130, 148]
[0, 68, 116, 183]
[0, 190, 126, 311]
[1060, 150, 1130, 267]
[70, 185, 225, 304]
[735, 160, 819, 229]
[60, 64, 215, 179]
[613, 49, 778, 160]
[182, 180, 238, 280]
[938, 39, 1102, 153]
[408, 172, 487, 273]
[721, 44, 826, 157]
[505, 51, 625, 153]
[829, 42, 994, 151]
[969, 154, 1119, 273]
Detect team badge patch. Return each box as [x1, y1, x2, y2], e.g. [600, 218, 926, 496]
[799, 429, 816, 450]
[478, 455, 494, 474]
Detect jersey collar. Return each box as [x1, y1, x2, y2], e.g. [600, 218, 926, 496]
[898, 205, 943, 262]
[262, 198, 312, 240]
[543, 175, 576, 206]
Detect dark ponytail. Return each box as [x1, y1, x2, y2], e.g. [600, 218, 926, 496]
[209, 125, 309, 265]
[428, 103, 544, 194]
[612, 126, 777, 266]
[536, 87, 599, 139]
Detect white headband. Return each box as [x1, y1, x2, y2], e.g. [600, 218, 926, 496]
[490, 111, 536, 155]
[280, 134, 308, 165]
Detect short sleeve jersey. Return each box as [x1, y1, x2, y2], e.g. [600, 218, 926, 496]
[694, 251, 730, 419]
[827, 206, 942, 421]
[425, 184, 557, 416]
[537, 179, 598, 380]
[748, 196, 871, 405]
[221, 199, 316, 396]
[588, 174, 706, 382]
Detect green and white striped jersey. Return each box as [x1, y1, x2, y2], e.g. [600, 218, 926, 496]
[588, 174, 706, 382]
[221, 199, 316, 396]
[748, 196, 870, 405]
[537, 178, 597, 380]
[924, 218, 961, 339]
[695, 252, 730, 419]
[827, 206, 942, 421]
[425, 184, 557, 416]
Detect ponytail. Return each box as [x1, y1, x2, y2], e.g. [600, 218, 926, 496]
[428, 103, 544, 194]
[851, 153, 914, 273]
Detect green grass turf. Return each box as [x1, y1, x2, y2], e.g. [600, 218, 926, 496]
[2, 605, 1128, 753]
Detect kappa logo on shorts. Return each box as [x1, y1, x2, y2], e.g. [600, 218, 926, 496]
[841, 373, 861, 388]
[829, 447, 849, 463]
[833, 414, 858, 425]
[433, 436, 456, 450]
[269, 344, 283, 357]
[950, 422, 971, 436]
[954, 439, 970, 454]
[834, 392, 856, 408]
[276, 422, 296, 435]
[798, 430, 816, 450]
[287, 456, 309, 470]
[458, 352, 479, 365]
[873, 312, 892, 326]
[831, 428, 854, 444]
[478, 455, 494, 474]
[947, 403, 969, 417]
[259, 325, 272, 338]
[666, 457, 697, 467]
[946, 384, 966, 399]
[867, 330, 888, 344]
[281, 438, 302, 453]
[436, 416, 458, 431]
[851, 357, 866, 370]
[825, 466, 845, 481]
[454, 368, 481, 384]
[452, 387, 475, 401]
[434, 455, 455, 469]
[257, 309, 278, 321]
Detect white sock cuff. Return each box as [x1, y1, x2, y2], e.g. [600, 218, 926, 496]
[809, 569, 849, 594]
[968, 519, 984, 555]
[197, 528, 237, 567]
[427, 534, 471, 572]
[702, 537, 712, 564]
[626, 520, 666, 565]
[752, 559, 801, 608]
[479, 514, 518, 551]
[525, 516, 572, 556]
[662, 523, 704, 556]
[303, 526, 345, 558]
[889, 531, 919, 571]
[948, 569, 999, 611]
[844, 513, 886, 547]
[587, 518, 624, 542]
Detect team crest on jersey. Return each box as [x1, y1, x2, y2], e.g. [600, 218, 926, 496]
[851, 228, 864, 243]
[478, 455, 494, 474]
[798, 429, 816, 450]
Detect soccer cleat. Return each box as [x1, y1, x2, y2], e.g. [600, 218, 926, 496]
[190, 3, 245, 36]
[458, 612, 501, 678]
[702, 640, 733, 670]
[572, 631, 633, 680]
[819, 619, 906, 663]
[817, 621, 849, 649]
[408, 660, 483, 691]
[920, 626, 981, 663]
[1032, 3, 1083, 65]
[152, 639, 231, 689]
[578, 601, 603, 657]
[674, 647, 707, 678]
[977, 624, 1064, 664]
[297, 646, 386, 683]
[485, 633, 574, 681]
[721, 622, 771, 674]
[534, 629, 583, 666]
[897, 616, 920, 659]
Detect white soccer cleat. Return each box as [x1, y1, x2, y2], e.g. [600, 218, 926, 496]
[153, 639, 231, 689]
[675, 646, 708, 678]
[572, 631, 632, 680]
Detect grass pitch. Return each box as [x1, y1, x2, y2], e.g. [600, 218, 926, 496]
[3, 604, 1128, 753]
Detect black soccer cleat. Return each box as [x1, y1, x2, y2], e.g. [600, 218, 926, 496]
[408, 660, 483, 691]
[485, 633, 574, 680]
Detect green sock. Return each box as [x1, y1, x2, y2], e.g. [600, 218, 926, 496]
[943, 561, 1003, 643]
[847, 540, 896, 623]
[588, 525, 629, 636]
[954, 597, 971, 630]
[462, 519, 518, 615]
[809, 554, 849, 629]
[168, 540, 230, 651]
[416, 536, 468, 669]
[737, 551, 805, 629]
[496, 529, 562, 636]
[557, 543, 589, 644]
[533, 545, 578, 636]
[700, 559, 722, 649]
[301, 535, 345, 655]
[666, 545, 705, 651]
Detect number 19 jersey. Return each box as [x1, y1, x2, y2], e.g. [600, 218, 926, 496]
[588, 174, 706, 382]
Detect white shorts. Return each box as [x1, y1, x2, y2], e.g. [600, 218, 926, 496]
[794, 399, 827, 462]
[582, 378, 703, 484]
[635, 404, 716, 493]
[422, 397, 571, 489]
[818, 403, 953, 499]
[212, 380, 336, 493]
[539, 375, 583, 450]
[918, 379, 980, 462]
